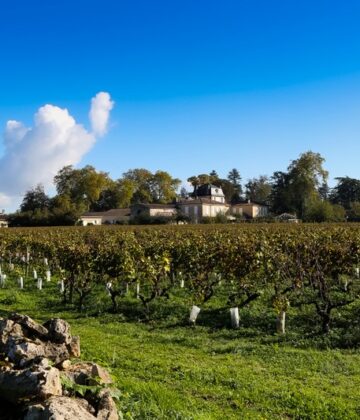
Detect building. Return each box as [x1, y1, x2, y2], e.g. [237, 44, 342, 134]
[172, 183, 229, 222]
[193, 184, 226, 203]
[79, 208, 131, 226]
[178, 198, 229, 222]
[79, 184, 269, 225]
[275, 213, 300, 223]
[0, 213, 8, 228]
[231, 201, 269, 219]
[130, 204, 178, 219]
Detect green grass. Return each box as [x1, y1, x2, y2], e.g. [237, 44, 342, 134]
[1, 281, 360, 419]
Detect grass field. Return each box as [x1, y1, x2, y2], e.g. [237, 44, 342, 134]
[1, 279, 360, 419]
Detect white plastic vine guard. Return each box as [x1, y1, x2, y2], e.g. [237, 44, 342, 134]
[189, 305, 201, 324]
[230, 307, 240, 329]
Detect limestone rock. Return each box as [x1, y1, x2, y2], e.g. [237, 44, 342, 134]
[25, 396, 96, 420]
[9, 313, 48, 338]
[7, 336, 71, 367]
[63, 362, 112, 386]
[44, 318, 72, 345]
[0, 313, 118, 419]
[0, 365, 62, 404]
[68, 335, 81, 357]
[59, 359, 72, 370]
[0, 319, 23, 351]
[97, 389, 119, 420]
[91, 364, 113, 385]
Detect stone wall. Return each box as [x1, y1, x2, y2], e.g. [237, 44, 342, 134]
[0, 313, 119, 420]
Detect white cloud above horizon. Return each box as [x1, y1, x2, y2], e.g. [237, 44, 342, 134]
[0, 92, 114, 210]
[89, 92, 114, 137]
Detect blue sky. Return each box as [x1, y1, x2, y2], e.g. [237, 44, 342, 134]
[0, 0, 360, 208]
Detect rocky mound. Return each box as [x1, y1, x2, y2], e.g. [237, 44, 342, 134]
[0, 313, 119, 420]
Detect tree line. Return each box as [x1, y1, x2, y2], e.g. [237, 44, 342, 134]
[8, 150, 360, 226]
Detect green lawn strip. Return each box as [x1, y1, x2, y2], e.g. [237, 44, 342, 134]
[74, 319, 360, 419]
[1, 286, 360, 418]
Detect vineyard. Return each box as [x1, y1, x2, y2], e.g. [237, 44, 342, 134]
[1, 224, 360, 418]
[0, 224, 360, 334]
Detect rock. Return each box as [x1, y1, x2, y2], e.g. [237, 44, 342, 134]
[59, 359, 72, 370]
[0, 365, 62, 404]
[0, 319, 23, 351]
[63, 362, 112, 386]
[68, 335, 81, 357]
[6, 337, 72, 367]
[91, 364, 113, 385]
[24, 404, 45, 419]
[7, 337, 46, 367]
[39, 367, 63, 400]
[97, 389, 119, 420]
[25, 396, 96, 420]
[44, 318, 72, 344]
[42, 341, 72, 365]
[63, 362, 96, 385]
[0, 313, 118, 419]
[63, 362, 86, 385]
[9, 313, 48, 339]
[38, 358, 50, 369]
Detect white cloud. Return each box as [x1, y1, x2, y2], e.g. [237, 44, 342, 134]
[89, 91, 114, 137]
[0, 92, 114, 211]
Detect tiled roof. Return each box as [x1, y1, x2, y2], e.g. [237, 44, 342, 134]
[179, 198, 229, 206]
[232, 202, 268, 207]
[131, 203, 176, 209]
[195, 184, 225, 197]
[81, 212, 106, 217]
[82, 208, 131, 218]
[104, 208, 131, 217]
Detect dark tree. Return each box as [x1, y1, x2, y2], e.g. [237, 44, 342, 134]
[330, 177, 360, 209]
[245, 176, 272, 204]
[20, 184, 50, 213]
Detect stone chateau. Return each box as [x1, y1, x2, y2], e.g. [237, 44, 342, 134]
[80, 184, 268, 225]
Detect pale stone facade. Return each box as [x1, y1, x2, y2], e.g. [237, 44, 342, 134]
[231, 202, 268, 219]
[80, 209, 131, 226]
[79, 185, 269, 225]
[179, 199, 229, 223]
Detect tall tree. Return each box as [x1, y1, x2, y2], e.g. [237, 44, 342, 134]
[209, 170, 219, 183]
[93, 179, 136, 210]
[286, 151, 328, 218]
[54, 165, 111, 210]
[50, 194, 83, 225]
[245, 176, 272, 203]
[20, 184, 50, 213]
[123, 168, 153, 204]
[227, 168, 242, 196]
[150, 171, 181, 203]
[269, 171, 292, 214]
[123, 168, 180, 204]
[330, 177, 360, 209]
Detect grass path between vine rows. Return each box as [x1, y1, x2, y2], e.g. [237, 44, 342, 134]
[1, 285, 360, 419]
